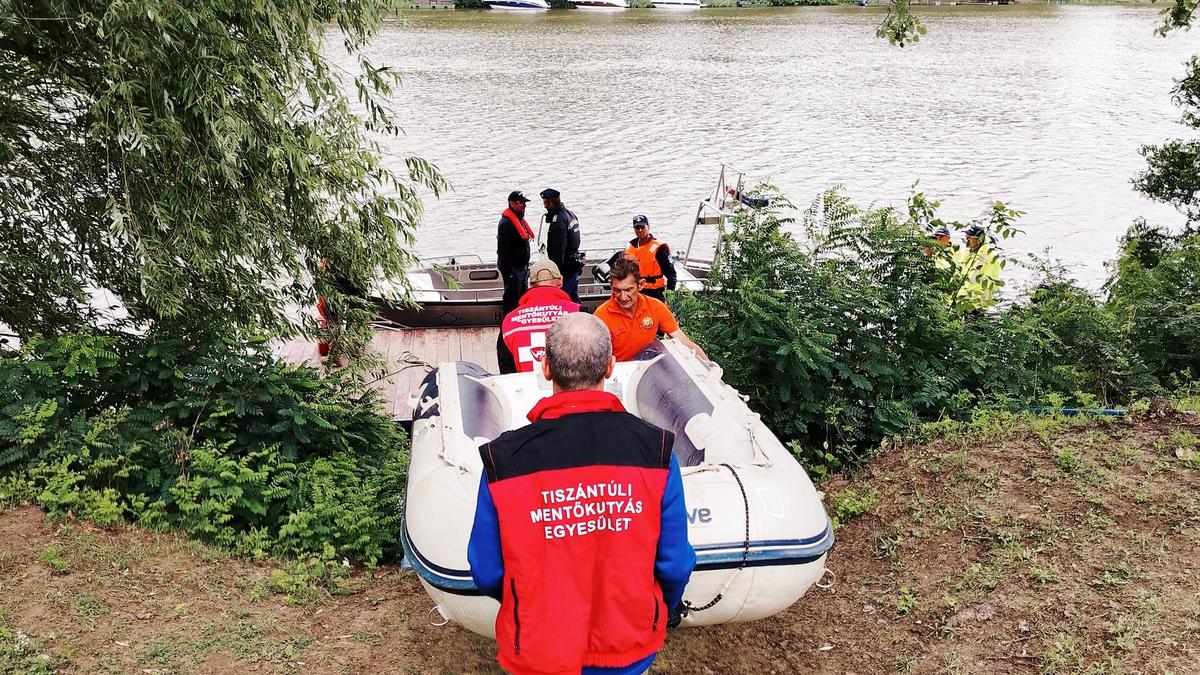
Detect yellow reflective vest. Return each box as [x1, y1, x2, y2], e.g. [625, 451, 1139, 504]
[952, 243, 1002, 311]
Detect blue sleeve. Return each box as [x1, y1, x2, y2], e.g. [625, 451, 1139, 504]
[467, 474, 505, 602]
[655, 454, 695, 609]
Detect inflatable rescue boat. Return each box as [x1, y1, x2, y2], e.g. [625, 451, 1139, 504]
[402, 339, 834, 636]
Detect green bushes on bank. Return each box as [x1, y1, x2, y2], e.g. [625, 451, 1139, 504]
[675, 188, 1198, 473]
[0, 333, 408, 565]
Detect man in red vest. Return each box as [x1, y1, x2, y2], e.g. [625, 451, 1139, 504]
[469, 312, 696, 675]
[498, 260, 580, 374]
[623, 215, 676, 302]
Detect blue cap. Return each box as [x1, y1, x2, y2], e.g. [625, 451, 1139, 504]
[540, 188, 560, 199]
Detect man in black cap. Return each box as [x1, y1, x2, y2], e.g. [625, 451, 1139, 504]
[540, 188, 582, 303]
[623, 215, 676, 302]
[497, 191, 535, 317]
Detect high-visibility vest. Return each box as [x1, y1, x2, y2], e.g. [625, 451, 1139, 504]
[952, 243, 1001, 310]
[624, 239, 667, 290]
[503, 208, 534, 241]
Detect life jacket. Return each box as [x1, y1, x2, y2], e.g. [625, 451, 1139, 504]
[479, 392, 675, 674]
[624, 236, 668, 290]
[501, 286, 580, 373]
[504, 208, 534, 241]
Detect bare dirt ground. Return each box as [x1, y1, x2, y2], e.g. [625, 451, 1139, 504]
[3, 414, 1199, 674]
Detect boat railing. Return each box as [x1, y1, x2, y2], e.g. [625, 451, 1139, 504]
[422, 253, 486, 267]
[684, 164, 747, 271]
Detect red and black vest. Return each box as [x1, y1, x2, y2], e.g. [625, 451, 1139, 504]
[480, 392, 675, 674]
[501, 286, 580, 373]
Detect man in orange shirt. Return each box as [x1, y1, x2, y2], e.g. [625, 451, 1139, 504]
[595, 257, 708, 362]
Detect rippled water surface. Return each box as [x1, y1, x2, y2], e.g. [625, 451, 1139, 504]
[338, 6, 1199, 286]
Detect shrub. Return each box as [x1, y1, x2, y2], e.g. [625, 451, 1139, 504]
[677, 186, 1193, 473]
[0, 331, 408, 565]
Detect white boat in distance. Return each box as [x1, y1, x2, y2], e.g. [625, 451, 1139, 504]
[486, 0, 551, 9]
[651, 0, 702, 8]
[573, 0, 628, 9]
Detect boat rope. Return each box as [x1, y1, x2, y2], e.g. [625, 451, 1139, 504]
[428, 604, 449, 627]
[682, 462, 750, 616]
[361, 350, 434, 388]
[816, 567, 837, 590]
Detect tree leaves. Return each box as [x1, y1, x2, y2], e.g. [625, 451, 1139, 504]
[1, 0, 443, 352]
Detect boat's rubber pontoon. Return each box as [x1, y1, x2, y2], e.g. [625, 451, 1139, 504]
[402, 340, 833, 637]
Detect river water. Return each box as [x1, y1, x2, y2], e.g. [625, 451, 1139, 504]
[343, 5, 1199, 288]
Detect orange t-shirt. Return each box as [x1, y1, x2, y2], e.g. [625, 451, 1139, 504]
[595, 294, 680, 361]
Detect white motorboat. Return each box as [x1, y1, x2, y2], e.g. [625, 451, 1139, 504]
[651, 0, 702, 8]
[486, 0, 551, 8]
[572, 0, 628, 9]
[402, 339, 834, 636]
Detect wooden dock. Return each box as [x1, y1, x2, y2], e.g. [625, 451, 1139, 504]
[273, 326, 500, 422]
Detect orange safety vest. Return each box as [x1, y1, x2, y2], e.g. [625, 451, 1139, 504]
[503, 208, 534, 241]
[624, 238, 667, 290]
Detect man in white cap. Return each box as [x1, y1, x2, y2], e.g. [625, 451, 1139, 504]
[497, 259, 581, 374]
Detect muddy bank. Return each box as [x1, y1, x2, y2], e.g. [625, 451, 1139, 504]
[3, 415, 1198, 673]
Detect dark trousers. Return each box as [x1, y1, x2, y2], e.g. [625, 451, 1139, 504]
[642, 287, 666, 302]
[562, 273, 580, 304]
[496, 332, 516, 375]
[501, 269, 529, 316]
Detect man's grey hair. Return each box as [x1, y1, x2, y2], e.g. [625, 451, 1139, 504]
[545, 313, 612, 390]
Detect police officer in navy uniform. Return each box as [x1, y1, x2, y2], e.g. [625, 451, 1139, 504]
[540, 188, 583, 303]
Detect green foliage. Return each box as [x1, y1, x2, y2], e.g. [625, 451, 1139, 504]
[877, 0, 927, 48]
[0, 625, 57, 675]
[677, 186, 1030, 466]
[830, 487, 879, 529]
[37, 546, 67, 573]
[0, 0, 446, 355]
[1155, 0, 1199, 37]
[0, 331, 409, 566]
[895, 586, 917, 615]
[1103, 222, 1200, 383]
[678, 186, 1193, 472]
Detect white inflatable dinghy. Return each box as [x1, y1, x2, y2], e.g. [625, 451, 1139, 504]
[402, 339, 834, 636]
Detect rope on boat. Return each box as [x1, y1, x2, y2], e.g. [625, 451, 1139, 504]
[428, 604, 449, 627]
[816, 568, 836, 591]
[682, 463, 750, 616]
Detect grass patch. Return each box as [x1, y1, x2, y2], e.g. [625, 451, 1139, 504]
[829, 487, 879, 529]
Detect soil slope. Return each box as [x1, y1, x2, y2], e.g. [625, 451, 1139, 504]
[2, 414, 1198, 674]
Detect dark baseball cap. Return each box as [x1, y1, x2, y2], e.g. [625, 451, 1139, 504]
[932, 226, 951, 237]
[964, 224, 985, 238]
[540, 188, 560, 199]
[632, 215, 649, 228]
[507, 191, 530, 203]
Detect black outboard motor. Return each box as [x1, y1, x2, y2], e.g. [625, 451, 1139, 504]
[592, 251, 623, 285]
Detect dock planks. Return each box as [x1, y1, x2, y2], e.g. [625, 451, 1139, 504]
[273, 326, 499, 422]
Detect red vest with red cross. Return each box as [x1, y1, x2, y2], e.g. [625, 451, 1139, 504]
[501, 286, 580, 373]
